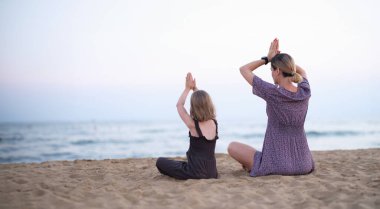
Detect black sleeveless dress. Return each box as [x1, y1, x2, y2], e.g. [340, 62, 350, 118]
[156, 119, 219, 180]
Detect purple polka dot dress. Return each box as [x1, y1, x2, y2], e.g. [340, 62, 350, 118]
[250, 76, 314, 177]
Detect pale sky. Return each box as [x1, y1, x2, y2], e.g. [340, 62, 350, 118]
[0, 0, 379, 122]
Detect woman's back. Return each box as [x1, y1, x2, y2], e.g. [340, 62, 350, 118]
[250, 76, 314, 176]
[268, 80, 311, 126]
[228, 39, 314, 177]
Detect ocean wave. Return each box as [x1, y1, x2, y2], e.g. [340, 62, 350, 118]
[0, 156, 42, 164]
[238, 133, 265, 139]
[306, 130, 366, 137]
[71, 139, 97, 145]
[230, 130, 379, 139]
[0, 133, 24, 143]
[140, 129, 167, 134]
[41, 152, 74, 158]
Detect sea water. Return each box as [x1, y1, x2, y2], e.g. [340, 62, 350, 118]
[1, 120, 379, 163]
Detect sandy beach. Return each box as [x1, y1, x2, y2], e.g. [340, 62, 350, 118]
[1, 148, 379, 209]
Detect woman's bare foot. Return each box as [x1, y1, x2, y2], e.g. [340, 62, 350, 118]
[242, 164, 250, 172]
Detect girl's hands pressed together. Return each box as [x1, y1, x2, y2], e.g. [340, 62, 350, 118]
[186, 73, 197, 91]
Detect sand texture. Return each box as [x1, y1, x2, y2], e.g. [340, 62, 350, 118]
[1, 149, 380, 209]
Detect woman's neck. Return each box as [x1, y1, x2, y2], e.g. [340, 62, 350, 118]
[278, 78, 297, 92]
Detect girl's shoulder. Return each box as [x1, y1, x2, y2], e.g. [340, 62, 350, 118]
[195, 119, 218, 141]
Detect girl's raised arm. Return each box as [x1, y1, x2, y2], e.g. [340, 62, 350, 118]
[176, 73, 196, 129]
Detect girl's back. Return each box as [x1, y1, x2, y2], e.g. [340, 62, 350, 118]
[190, 119, 217, 140]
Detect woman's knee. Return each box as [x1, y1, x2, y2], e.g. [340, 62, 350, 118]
[228, 141, 240, 156]
[228, 142, 255, 165]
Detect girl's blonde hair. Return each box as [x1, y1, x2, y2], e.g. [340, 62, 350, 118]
[190, 90, 216, 122]
[271, 53, 303, 83]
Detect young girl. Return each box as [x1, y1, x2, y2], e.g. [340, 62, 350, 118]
[156, 73, 218, 180]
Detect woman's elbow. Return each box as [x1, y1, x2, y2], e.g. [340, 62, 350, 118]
[240, 65, 253, 73]
[240, 66, 252, 77]
[239, 66, 247, 75]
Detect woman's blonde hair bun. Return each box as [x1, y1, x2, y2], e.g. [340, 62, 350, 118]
[271, 53, 303, 84]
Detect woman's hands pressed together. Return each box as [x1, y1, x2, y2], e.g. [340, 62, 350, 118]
[267, 38, 280, 62]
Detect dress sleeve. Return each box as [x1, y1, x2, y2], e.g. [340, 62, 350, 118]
[298, 77, 311, 92]
[252, 76, 277, 101]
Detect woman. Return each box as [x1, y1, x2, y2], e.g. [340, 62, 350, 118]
[228, 38, 314, 177]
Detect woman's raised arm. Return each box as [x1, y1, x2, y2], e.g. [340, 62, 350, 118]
[295, 65, 308, 80]
[239, 60, 265, 86]
[240, 38, 280, 86]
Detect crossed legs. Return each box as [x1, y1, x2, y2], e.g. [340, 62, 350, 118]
[227, 141, 256, 172]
